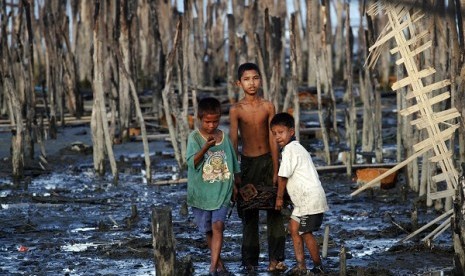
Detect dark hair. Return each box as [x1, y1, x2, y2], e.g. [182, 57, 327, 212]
[237, 63, 261, 80]
[198, 97, 221, 118]
[270, 112, 295, 129]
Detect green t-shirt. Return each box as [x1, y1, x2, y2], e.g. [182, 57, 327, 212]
[186, 130, 240, 210]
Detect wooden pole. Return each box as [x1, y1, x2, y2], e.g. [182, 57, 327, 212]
[339, 244, 346, 276]
[453, 164, 465, 274]
[290, 14, 299, 139]
[345, 2, 355, 175]
[400, 209, 453, 243]
[322, 224, 330, 258]
[161, 20, 184, 168]
[227, 14, 237, 104]
[92, 1, 118, 179]
[410, 206, 418, 231]
[151, 207, 175, 276]
[0, 8, 25, 179]
[115, 52, 152, 184]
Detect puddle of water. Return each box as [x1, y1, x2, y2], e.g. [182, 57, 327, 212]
[339, 214, 368, 221]
[0, 190, 11, 197]
[70, 227, 98, 233]
[345, 238, 398, 258]
[61, 242, 101, 252]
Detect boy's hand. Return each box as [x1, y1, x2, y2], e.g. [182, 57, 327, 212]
[232, 185, 238, 202]
[205, 136, 216, 148]
[232, 175, 241, 202]
[275, 197, 283, 210]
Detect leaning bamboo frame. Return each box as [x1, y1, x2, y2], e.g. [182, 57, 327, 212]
[351, 1, 461, 242]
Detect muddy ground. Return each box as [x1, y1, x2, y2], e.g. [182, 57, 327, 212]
[0, 122, 458, 275]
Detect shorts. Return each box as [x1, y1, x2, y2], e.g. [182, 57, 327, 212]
[191, 205, 230, 233]
[291, 213, 324, 235]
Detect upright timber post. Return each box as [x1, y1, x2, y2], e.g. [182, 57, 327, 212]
[151, 207, 175, 276]
[453, 163, 465, 274]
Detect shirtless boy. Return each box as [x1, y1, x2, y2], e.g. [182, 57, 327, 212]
[229, 62, 286, 272]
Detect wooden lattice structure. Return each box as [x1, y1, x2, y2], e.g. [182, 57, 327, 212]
[351, 1, 461, 242]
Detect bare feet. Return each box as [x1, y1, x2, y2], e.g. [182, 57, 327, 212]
[268, 260, 287, 272]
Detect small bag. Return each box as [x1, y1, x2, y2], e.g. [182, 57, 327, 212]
[239, 183, 258, 202]
[239, 183, 289, 210]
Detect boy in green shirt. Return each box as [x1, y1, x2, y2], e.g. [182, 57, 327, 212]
[186, 97, 240, 275]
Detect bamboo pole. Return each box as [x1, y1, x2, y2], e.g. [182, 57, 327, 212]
[400, 209, 453, 243]
[322, 225, 330, 258]
[424, 219, 450, 242]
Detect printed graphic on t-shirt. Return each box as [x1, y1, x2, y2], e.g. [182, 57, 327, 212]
[202, 150, 231, 183]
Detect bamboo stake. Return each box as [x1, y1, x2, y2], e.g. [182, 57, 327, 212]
[339, 244, 346, 276]
[322, 225, 330, 258]
[400, 209, 453, 243]
[423, 219, 450, 242]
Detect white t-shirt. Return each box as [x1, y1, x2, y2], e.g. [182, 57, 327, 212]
[278, 140, 329, 217]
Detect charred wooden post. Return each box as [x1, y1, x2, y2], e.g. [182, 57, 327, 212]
[308, 0, 331, 165]
[344, 2, 355, 175]
[227, 14, 237, 104]
[125, 204, 138, 229]
[22, 0, 36, 161]
[91, 0, 118, 179]
[289, 14, 299, 139]
[161, 20, 187, 168]
[0, 5, 25, 179]
[151, 207, 176, 276]
[339, 244, 346, 276]
[411, 206, 418, 231]
[333, 0, 344, 78]
[112, 25, 152, 183]
[269, 16, 284, 110]
[117, 0, 133, 142]
[453, 163, 465, 274]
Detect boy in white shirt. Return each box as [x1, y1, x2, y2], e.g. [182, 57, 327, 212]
[270, 112, 329, 275]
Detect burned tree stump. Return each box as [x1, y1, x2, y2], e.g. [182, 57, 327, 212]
[151, 207, 175, 276]
[151, 206, 193, 275]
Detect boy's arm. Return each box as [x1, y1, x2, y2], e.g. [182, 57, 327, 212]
[229, 105, 239, 156]
[193, 136, 215, 168]
[233, 173, 241, 202]
[275, 176, 288, 210]
[230, 106, 241, 201]
[268, 103, 279, 186]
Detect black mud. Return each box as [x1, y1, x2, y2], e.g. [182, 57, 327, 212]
[0, 126, 456, 276]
